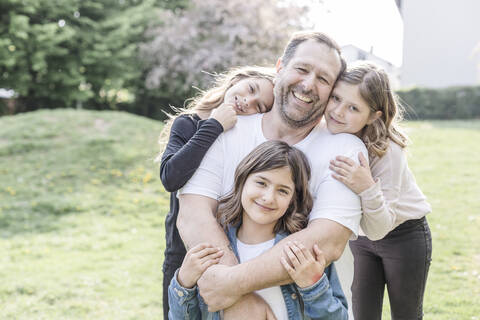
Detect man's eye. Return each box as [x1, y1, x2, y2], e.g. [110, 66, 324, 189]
[331, 95, 339, 102]
[318, 76, 328, 84]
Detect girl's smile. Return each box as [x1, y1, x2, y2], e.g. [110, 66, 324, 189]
[224, 78, 274, 115]
[239, 167, 294, 243]
[325, 81, 380, 136]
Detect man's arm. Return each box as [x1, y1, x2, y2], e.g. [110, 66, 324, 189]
[177, 194, 238, 265]
[197, 218, 351, 310]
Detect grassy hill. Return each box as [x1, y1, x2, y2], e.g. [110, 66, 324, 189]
[0, 110, 168, 318]
[0, 110, 479, 319]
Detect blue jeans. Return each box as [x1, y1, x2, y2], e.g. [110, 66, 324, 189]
[349, 217, 432, 320]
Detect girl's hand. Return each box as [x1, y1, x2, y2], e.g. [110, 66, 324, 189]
[177, 243, 224, 288]
[280, 241, 326, 288]
[329, 152, 375, 194]
[210, 104, 237, 132]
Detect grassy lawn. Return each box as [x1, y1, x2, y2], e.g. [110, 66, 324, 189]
[0, 110, 478, 319]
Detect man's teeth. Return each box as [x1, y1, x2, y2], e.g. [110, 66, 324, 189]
[293, 91, 312, 103]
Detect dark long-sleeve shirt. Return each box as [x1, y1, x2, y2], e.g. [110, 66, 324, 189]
[160, 114, 223, 261]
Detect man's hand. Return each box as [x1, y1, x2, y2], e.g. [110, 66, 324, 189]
[197, 264, 241, 311]
[223, 293, 277, 320]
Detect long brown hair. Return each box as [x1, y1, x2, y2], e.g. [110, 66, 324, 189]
[339, 61, 408, 157]
[217, 140, 313, 234]
[155, 66, 276, 161]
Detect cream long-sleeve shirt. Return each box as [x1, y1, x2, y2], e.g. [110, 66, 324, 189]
[358, 140, 432, 240]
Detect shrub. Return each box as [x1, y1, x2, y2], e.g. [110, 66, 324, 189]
[397, 86, 480, 120]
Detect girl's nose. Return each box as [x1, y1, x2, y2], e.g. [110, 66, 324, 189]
[261, 188, 275, 203]
[334, 106, 344, 118]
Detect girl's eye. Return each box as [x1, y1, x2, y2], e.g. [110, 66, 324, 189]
[296, 67, 307, 73]
[256, 181, 266, 187]
[279, 189, 290, 195]
[349, 105, 359, 112]
[331, 95, 340, 102]
[249, 84, 254, 93]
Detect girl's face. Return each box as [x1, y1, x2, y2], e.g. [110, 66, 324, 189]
[325, 81, 379, 136]
[224, 78, 274, 115]
[241, 167, 295, 231]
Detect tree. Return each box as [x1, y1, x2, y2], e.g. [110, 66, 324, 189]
[0, 0, 188, 113]
[140, 0, 308, 113]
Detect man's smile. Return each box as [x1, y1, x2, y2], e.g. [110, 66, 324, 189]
[292, 91, 313, 104]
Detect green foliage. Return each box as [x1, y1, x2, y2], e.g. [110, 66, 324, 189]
[0, 0, 188, 114]
[0, 110, 479, 318]
[397, 86, 480, 120]
[140, 0, 308, 117]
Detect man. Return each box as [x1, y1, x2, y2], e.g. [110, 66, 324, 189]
[176, 31, 367, 319]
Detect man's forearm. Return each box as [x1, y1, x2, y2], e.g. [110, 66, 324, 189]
[230, 218, 352, 295]
[177, 194, 238, 265]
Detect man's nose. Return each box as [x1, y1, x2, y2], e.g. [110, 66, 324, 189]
[302, 73, 316, 93]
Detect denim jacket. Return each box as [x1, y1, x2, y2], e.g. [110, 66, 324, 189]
[168, 226, 348, 320]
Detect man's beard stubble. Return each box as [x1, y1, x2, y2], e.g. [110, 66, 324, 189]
[276, 84, 326, 129]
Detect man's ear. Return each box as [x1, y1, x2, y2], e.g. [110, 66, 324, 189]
[367, 111, 383, 125]
[275, 58, 283, 73]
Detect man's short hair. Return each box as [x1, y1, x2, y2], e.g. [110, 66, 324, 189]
[281, 31, 347, 78]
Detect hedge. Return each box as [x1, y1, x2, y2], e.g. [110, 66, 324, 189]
[396, 86, 480, 120]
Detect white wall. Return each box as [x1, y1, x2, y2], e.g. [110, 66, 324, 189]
[401, 0, 480, 88]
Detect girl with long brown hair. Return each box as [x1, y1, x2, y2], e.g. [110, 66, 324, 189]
[168, 141, 348, 320]
[327, 61, 432, 320]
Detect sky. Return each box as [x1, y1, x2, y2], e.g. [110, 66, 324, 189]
[306, 0, 404, 66]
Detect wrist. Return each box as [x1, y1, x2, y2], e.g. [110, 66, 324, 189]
[177, 268, 195, 289]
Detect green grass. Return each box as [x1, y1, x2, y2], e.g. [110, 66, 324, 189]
[0, 110, 479, 319]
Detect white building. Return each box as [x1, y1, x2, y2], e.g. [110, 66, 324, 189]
[341, 44, 401, 89]
[399, 0, 480, 88]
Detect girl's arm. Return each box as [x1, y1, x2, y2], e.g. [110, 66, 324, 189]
[168, 270, 202, 320]
[168, 243, 224, 320]
[281, 241, 348, 319]
[329, 145, 406, 240]
[160, 115, 224, 192]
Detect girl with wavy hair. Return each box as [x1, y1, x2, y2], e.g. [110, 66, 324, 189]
[326, 61, 432, 320]
[158, 66, 276, 319]
[168, 140, 348, 320]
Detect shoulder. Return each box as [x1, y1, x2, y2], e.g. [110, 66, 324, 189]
[222, 113, 262, 139]
[310, 125, 367, 157]
[377, 140, 407, 164]
[171, 114, 198, 131]
[234, 113, 262, 128]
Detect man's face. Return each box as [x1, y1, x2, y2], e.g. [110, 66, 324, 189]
[274, 40, 342, 128]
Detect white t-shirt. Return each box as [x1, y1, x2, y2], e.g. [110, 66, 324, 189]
[237, 238, 288, 320]
[180, 113, 367, 235]
[179, 113, 368, 316]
